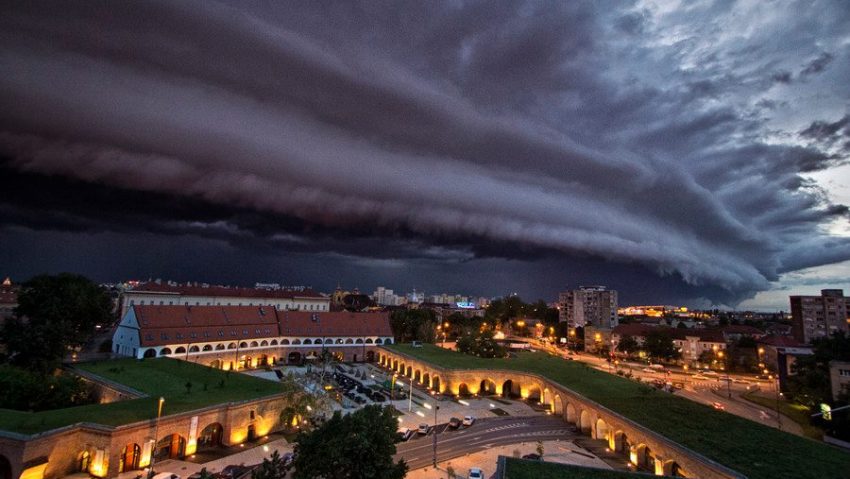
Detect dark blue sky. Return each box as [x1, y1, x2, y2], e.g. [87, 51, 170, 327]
[1, 1, 849, 309]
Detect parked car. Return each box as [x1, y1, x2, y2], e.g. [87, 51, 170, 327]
[448, 417, 462, 428]
[468, 468, 484, 479]
[462, 416, 476, 426]
[692, 374, 708, 380]
[642, 368, 655, 373]
[712, 402, 725, 411]
[282, 452, 295, 468]
[398, 427, 414, 441]
[418, 423, 430, 435]
[521, 453, 542, 460]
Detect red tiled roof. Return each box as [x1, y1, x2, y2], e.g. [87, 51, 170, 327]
[132, 305, 390, 346]
[279, 311, 392, 337]
[758, 335, 806, 348]
[129, 282, 326, 299]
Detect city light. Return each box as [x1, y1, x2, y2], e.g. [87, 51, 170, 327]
[415, 411, 425, 417]
[458, 400, 470, 406]
[423, 403, 432, 409]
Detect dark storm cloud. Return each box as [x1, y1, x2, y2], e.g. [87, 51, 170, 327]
[1, 0, 849, 305]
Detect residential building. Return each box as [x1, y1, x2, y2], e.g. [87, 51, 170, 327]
[790, 289, 849, 344]
[120, 281, 330, 318]
[610, 324, 726, 364]
[559, 285, 618, 329]
[112, 305, 393, 366]
[756, 335, 813, 388]
[829, 360, 850, 401]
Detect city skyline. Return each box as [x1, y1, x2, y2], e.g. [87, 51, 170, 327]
[2, 1, 849, 311]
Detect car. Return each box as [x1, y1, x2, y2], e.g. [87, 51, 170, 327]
[732, 378, 750, 385]
[282, 452, 295, 469]
[521, 453, 542, 460]
[642, 368, 655, 373]
[418, 423, 430, 435]
[692, 374, 708, 380]
[468, 468, 484, 479]
[398, 427, 414, 441]
[462, 416, 476, 426]
[712, 402, 725, 411]
[448, 417, 462, 428]
[703, 371, 719, 377]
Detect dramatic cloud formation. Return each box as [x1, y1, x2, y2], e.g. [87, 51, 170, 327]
[1, 0, 849, 305]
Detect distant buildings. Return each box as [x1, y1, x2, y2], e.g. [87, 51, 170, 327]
[790, 289, 849, 344]
[611, 324, 727, 364]
[372, 286, 406, 306]
[120, 281, 330, 318]
[0, 276, 18, 322]
[829, 361, 850, 401]
[558, 285, 618, 330]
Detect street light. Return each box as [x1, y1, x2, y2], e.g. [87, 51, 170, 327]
[147, 397, 165, 479]
[432, 405, 440, 467]
[717, 350, 731, 398]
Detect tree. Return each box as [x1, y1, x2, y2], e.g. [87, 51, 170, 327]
[292, 405, 407, 479]
[0, 364, 97, 411]
[1, 273, 114, 373]
[252, 451, 287, 479]
[786, 332, 850, 407]
[389, 309, 436, 343]
[278, 372, 330, 430]
[455, 329, 505, 358]
[643, 330, 680, 362]
[197, 468, 215, 479]
[617, 336, 640, 357]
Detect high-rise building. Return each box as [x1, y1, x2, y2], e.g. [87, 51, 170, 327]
[790, 289, 849, 344]
[558, 285, 618, 330]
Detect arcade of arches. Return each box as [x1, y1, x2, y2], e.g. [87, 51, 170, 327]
[377, 350, 745, 479]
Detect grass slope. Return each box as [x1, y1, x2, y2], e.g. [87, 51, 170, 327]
[386, 344, 850, 479]
[0, 358, 282, 434]
[503, 458, 652, 479]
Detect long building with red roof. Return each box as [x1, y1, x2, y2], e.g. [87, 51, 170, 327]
[112, 304, 393, 368]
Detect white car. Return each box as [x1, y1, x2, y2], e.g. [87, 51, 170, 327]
[642, 368, 655, 373]
[462, 416, 476, 426]
[418, 423, 429, 434]
[468, 468, 483, 479]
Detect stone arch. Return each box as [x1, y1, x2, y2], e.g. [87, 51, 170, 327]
[414, 369, 422, 383]
[551, 394, 563, 415]
[198, 422, 224, 449]
[160, 347, 172, 356]
[423, 372, 431, 388]
[227, 342, 236, 349]
[376, 338, 385, 344]
[270, 339, 279, 346]
[406, 365, 413, 377]
[595, 417, 611, 441]
[189, 345, 200, 353]
[155, 433, 186, 460]
[202, 344, 213, 351]
[355, 338, 364, 344]
[457, 382, 471, 397]
[663, 460, 684, 477]
[526, 385, 542, 402]
[292, 339, 301, 345]
[579, 409, 592, 435]
[432, 376, 441, 392]
[288, 351, 302, 364]
[118, 443, 141, 473]
[632, 444, 652, 470]
[175, 346, 186, 354]
[366, 338, 374, 344]
[143, 348, 157, 358]
[566, 402, 577, 424]
[215, 344, 225, 350]
[304, 339, 313, 345]
[280, 339, 290, 345]
[78, 449, 91, 473]
[612, 430, 628, 453]
[392, 359, 399, 371]
[210, 359, 223, 369]
[260, 340, 269, 347]
[250, 341, 259, 347]
[239, 341, 248, 348]
[502, 379, 520, 398]
[345, 338, 354, 344]
[336, 338, 344, 344]
[480, 378, 497, 395]
[366, 350, 375, 362]
[324, 338, 333, 344]
[0, 454, 11, 479]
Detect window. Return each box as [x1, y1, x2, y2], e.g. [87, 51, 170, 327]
[160, 332, 169, 340]
[243, 329, 249, 336]
[145, 333, 153, 341]
[840, 369, 850, 377]
[191, 332, 197, 339]
[176, 333, 183, 339]
[218, 330, 224, 337]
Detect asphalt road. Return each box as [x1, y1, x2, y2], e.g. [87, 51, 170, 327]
[395, 416, 576, 470]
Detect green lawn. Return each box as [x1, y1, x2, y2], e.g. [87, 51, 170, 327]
[741, 390, 823, 440]
[386, 344, 850, 479]
[502, 458, 651, 479]
[0, 358, 283, 434]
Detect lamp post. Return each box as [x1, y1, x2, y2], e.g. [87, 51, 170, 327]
[717, 350, 731, 398]
[391, 373, 398, 401]
[408, 379, 414, 412]
[147, 397, 165, 479]
[432, 405, 440, 467]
